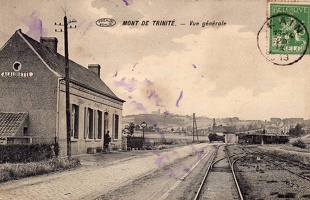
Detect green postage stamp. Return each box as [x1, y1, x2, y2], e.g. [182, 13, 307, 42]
[268, 2, 310, 55]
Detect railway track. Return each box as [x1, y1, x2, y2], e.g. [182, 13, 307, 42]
[242, 147, 310, 182]
[194, 145, 244, 200]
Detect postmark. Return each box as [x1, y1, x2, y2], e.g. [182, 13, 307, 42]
[257, 2, 310, 65]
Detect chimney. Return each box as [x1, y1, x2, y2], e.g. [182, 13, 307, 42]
[88, 64, 101, 77]
[40, 37, 58, 54]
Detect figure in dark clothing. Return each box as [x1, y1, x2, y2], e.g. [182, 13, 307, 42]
[104, 131, 111, 151]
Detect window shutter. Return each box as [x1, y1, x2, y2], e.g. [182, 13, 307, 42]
[94, 110, 98, 139]
[84, 107, 88, 139]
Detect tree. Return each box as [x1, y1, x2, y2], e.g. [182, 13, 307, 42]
[289, 124, 305, 137]
[125, 122, 135, 136]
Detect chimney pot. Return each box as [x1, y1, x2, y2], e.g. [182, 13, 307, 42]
[88, 64, 101, 77]
[40, 37, 58, 54]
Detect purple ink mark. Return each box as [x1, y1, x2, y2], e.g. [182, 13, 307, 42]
[81, 21, 93, 36]
[130, 101, 147, 112]
[144, 78, 153, 87]
[181, 164, 191, 173]
[163, 110, 170, 118]
[155, 154, 170, 168]
[192, 64, 197, 69]
[212, 144, 219, 149]
[132, 63, 138, 71]
[128, 96, 132, 99]
[22, 11, 47, 41]
[148, 90, 165, 107]
[197, 150, 204, 160]
[113, 70, 118, 77]
[167, 169, 178, 179]
[176, 91, 183, 107]
[114, 77, 137, 92]
[123, 0, 133, 6]
[201, 75, 204, 78]
[191, 145, 198, 153]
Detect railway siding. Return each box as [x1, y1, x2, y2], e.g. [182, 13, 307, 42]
[231, 145, 310, 199]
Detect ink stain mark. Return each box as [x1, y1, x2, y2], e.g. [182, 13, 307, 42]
[132, 62, 138, 71]
[181, 164, 190, 173]
[176, 91, 183, 107]
[128, 96, 132, 99]
[114, 77, 137, 92]
[144, 78, 153, 87]
[122, 0, 133, 6]
[130, 101, 147, 112]
[148, 90, 164, 107]
[22, 11, 47, 41]
[192, 64, 197, 69]
[113, 70, 118, 77]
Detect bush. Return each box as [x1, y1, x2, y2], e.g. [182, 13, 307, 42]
[127, 137, 143, 149]
[0, 144, 58, 163]
[0, 158, 80, 183]
[292, 139, 307, 149]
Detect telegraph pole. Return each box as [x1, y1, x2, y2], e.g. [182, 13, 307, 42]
[55, 14, 76, 159]
[193, 113, 198, 142]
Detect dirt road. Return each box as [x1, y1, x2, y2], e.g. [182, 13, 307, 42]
[0, 143, 214, 200]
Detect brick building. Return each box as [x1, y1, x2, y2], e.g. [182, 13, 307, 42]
[0, 29, 124, 156]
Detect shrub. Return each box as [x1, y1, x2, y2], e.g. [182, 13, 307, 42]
[0, 143, 57, 163]
[292, 139, 307, 149]
[0, 158, 80, 183]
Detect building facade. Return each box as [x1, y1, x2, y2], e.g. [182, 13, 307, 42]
[0, 30, 124, 156]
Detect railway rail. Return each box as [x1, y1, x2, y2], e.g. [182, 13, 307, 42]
[242, 147, 310, 182]
[194, 145, 244, 200]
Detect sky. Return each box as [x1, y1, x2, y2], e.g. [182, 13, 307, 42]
[0, 0, 309, 120]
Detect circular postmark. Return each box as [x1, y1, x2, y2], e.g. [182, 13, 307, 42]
[257, 13, 309, 66]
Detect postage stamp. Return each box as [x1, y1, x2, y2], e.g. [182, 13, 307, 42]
[257, 1, 310, 65]
[269, 3, 309, 54]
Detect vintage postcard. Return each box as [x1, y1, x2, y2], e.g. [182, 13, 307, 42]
[0, 0, 309, 199]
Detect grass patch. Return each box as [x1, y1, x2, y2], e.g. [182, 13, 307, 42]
[0, 158, 80, 183]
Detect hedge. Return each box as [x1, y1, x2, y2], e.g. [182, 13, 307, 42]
[127, 137, 144, 149]
[0, 143, 58, 163]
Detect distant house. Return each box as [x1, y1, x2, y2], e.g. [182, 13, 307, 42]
[211, 125, 238, 143]
[212, 125, 227, 136]
[0, 30, 125, 156]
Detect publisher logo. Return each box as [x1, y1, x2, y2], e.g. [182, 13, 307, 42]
[96, 18, 116, 27]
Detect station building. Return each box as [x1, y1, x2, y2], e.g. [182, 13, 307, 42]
[212, 125, 238, 144]
[0, 29, 125, 156]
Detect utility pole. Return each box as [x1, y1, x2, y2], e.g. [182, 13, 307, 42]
[55, 14, 76, 159]
[193, 113, 198, 142]
[193, 113, 195, 142]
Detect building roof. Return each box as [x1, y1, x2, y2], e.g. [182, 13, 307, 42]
[212, 125, 227, 133]
[5, 30, 124, 103]
[0, 113, 28, 137]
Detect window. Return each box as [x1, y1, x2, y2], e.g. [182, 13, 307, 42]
[71, 104, 79, 139]
[88, 108, 94, 139]
[104, 112, 109, 135]
[114, 114, 119, 139]
[84, 107, 94, 139]
[97, 111, 102, 139]
[13, 61, 22, 71]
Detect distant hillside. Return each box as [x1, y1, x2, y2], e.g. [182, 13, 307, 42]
[122, 114, 215, 130]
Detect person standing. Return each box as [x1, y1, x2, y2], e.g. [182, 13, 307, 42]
[104, 130, 111, 152]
